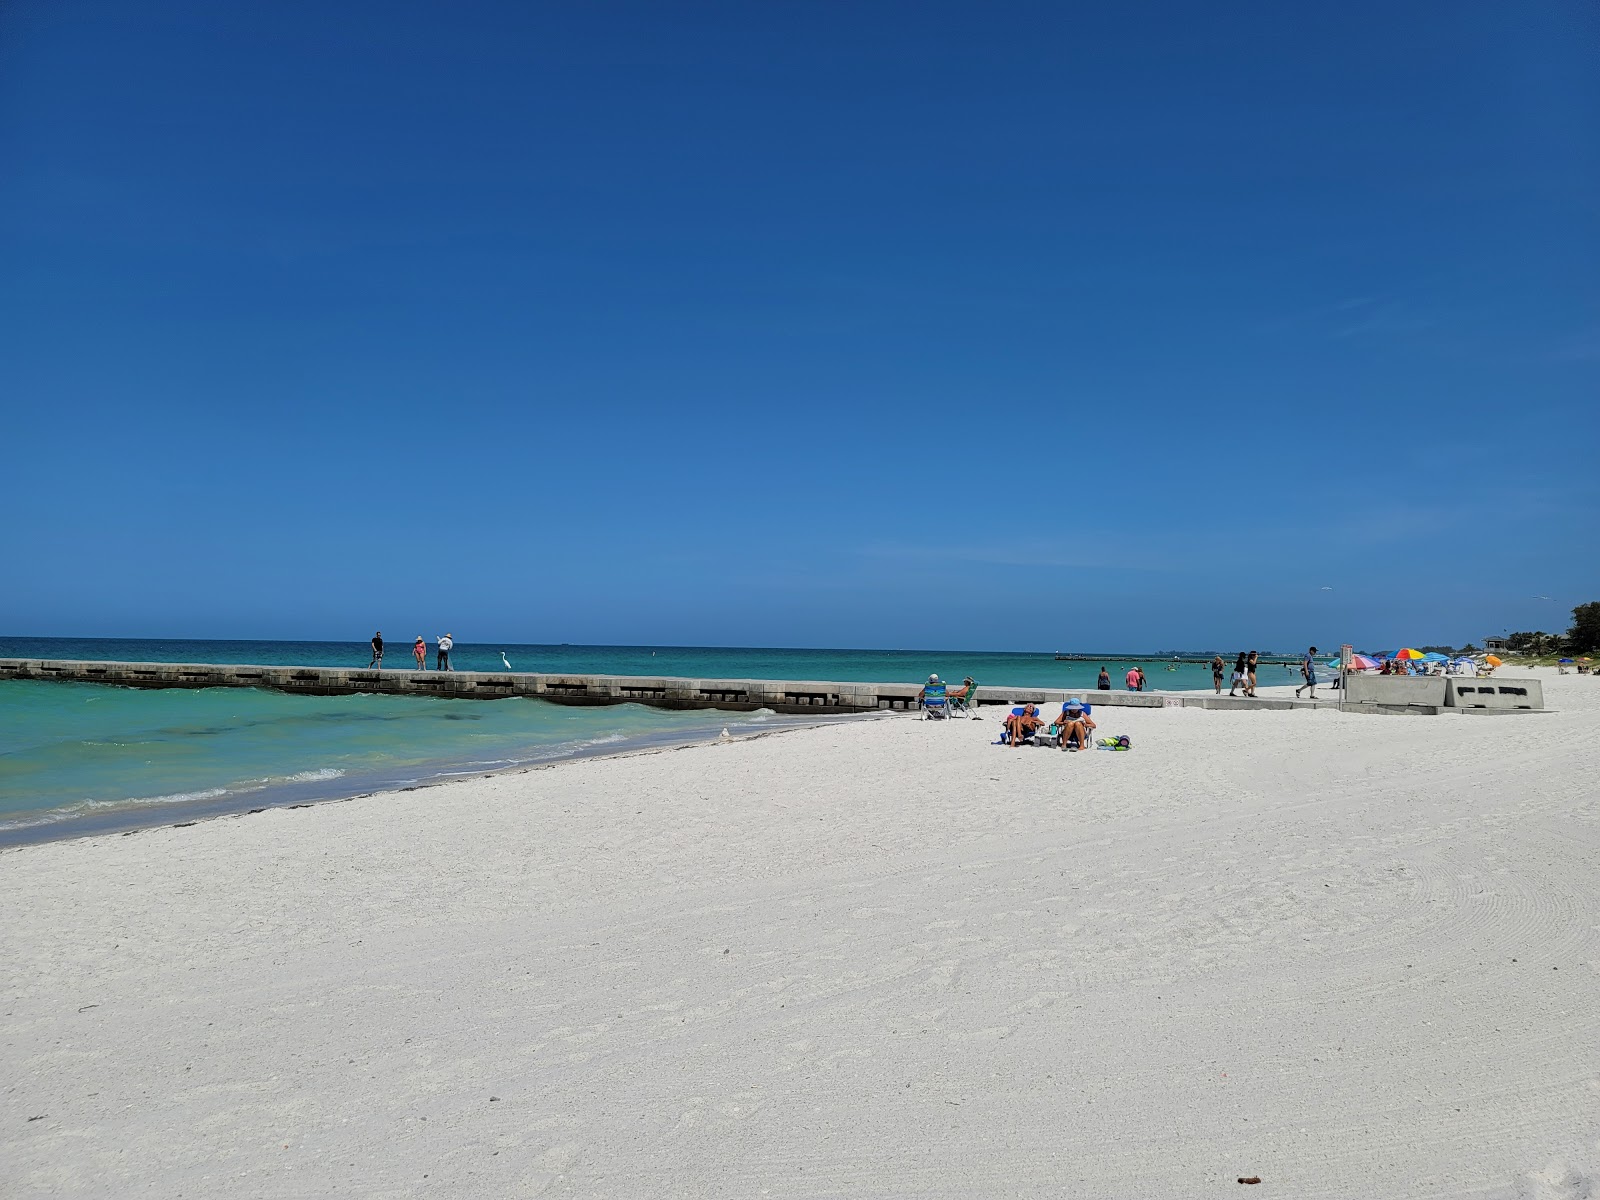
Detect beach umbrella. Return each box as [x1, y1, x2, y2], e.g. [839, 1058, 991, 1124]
[1485, 654, 1503, 667]
[1393, 648, 1426, 661]
[1332, 654, 1378, 669]
[1421, 652, 1449, 662]
[1558, 657, 1574, 663]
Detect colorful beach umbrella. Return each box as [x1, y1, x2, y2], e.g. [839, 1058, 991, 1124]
[1349, 653, 1380, 669]
[1393, 648, 1426, 661]
[1485, 654, 1503, 667]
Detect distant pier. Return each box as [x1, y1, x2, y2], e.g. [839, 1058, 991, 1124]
[0, 658, 1333, 713]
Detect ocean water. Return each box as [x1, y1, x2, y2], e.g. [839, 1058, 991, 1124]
[0, 638, 1297, 845]
[0, 680, 836, 845]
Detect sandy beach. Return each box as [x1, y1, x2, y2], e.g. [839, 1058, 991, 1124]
[3, 668, 1597, 1198]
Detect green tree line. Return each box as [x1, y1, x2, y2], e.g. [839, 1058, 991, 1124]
[1504, 601, 1600, 657]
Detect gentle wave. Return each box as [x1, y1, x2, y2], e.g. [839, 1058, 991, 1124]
[0, 787, 233, 833]
[0, 769, 346, 834]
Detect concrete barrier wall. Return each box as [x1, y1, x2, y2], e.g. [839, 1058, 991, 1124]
[1344, 676, 1448, 708]
[1446, 677, 1544, 711]
[0, 659, 1313, 716]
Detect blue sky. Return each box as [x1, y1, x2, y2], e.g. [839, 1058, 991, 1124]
[2, 0, 1596, 651]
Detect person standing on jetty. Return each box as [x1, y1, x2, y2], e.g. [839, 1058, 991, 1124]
[1294, 645, 1320, 699]
[1246, 650, 1260, 697]
[369, 632, 384, 668]
[1211, 654, 1225, 694]
[436, 632, 454, 671]
[1230, 652, 1247, 696]
[413, 636, 427, 670]
[1097, 667, 1111, 691]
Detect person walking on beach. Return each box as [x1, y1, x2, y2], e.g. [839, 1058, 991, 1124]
[1125, 665, 1140, 691]
[1136, 666, 1147, 691]
[436, 632, 454, 671]
[1230, 652, 1247, 696]
[1246, 650, 1259, 697]
[1211, 654, 1225, 694]
[1294, 645, 1320, 699]
[413, 636, 427, 670]
[1097, 667, 1111, 691]
[369, 632, 384, 668]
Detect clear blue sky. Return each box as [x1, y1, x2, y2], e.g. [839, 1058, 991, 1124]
[2, 1, 1596, 651]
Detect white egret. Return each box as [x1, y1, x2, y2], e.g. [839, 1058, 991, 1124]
[501, 652, 512, 671]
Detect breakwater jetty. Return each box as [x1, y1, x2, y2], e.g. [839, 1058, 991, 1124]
[0, 658, 1330, 714]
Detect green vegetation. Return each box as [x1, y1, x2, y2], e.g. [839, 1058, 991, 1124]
[1501, 602, 1599, 661]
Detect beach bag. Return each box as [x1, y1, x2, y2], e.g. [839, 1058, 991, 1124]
[1097, 735, 1131, 751]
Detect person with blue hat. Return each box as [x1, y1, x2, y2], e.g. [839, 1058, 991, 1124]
[1056, 697, 1096, 751]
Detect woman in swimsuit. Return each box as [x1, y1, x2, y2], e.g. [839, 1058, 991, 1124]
[1230, 652, 1247, 697]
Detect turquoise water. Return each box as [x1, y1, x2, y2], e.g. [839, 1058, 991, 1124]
[0, 679, 819, 844]
[0, 638, 1296, 845]
[0, 636, 1265, 691]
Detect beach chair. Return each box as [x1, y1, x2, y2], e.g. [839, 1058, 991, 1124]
[997, 706, 1051, 746]
[948, 679, 977, 717]
[1051, 701, 1094, 751]
[920, 681, 949, 720]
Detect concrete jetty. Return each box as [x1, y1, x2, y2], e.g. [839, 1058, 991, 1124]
[0, 658, 1335, 714]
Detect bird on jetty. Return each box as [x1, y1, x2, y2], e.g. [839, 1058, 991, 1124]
[501, 652, 513, 670]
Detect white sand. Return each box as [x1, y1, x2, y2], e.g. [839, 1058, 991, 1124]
[3, 669, 1597, 1198]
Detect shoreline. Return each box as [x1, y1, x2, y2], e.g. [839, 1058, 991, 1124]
[0, 708, 885, 851]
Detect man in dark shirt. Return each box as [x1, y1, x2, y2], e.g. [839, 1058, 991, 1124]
[369, 632, 384, 668]
[1294, 646, 1320, 699]
[1211, 655, 1225, 694]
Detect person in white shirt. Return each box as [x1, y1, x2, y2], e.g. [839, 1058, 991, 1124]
[436, 633, 454, 671]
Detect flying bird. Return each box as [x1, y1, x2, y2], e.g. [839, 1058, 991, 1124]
[1321, 586, 1334, 591]
[1533, 595, 1553, 601]
[501, 652, 513, 670]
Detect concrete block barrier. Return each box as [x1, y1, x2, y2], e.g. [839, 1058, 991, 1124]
[1343, 676, 1448, 709]
[1446, 677, 1543, 711]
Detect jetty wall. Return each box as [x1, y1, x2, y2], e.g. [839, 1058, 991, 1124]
[0, 658, 1327, 714]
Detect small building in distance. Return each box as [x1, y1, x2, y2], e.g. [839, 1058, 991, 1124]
[1483, 636, 1509, 652]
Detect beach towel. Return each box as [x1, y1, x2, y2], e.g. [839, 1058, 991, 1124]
[1096, 735, 1132, 751]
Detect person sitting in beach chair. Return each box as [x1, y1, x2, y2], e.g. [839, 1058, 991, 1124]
[1002, 703, 1045, 747]
[947, 676, 977, 717]
[1053, 698, 1096, 752]
[918, 674, 948, 720]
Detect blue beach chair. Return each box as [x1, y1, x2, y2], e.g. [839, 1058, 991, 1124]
[996, 705, 1051, 746]
[920, 679, 948, 721]
[1052, 700, 1094, 750]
